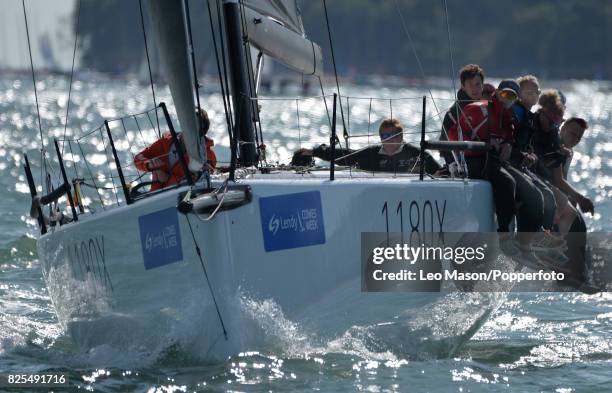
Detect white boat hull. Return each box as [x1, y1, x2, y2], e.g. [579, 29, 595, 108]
[38, 172, 504, 360]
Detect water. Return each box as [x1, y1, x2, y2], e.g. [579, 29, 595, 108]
[1, 75, 611, 392]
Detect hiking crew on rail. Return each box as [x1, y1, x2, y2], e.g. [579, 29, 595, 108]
[442, 65, 594, 283]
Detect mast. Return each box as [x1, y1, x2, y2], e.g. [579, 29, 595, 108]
[223, 0, 258, 167]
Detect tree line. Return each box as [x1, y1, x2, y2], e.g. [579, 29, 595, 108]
[76, 0, 611, 80]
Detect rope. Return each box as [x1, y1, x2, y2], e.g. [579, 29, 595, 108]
[59, 107, 159, 144]
[61, 0, 81, 155]
[67, 140, 80, 181]
[200, 179, 229, 221]
[392, 0, 441, 117]
[206, 0, 234, 142]
[132, 115, 147, 146]
[251, 94, 452, 102]
[237, 0, 265, 166]
[76, 140, 106, 209]
[442, 0, 466, 172]
[367, 98, 372, 144]
[249, 93, 334, 101]
[119, 118, 139, 174]
[392, 0, 461, 168]
[138, 0, 161, 137]
[443, 0, 459, 111]
[184, 214, 228, 340]
[21, 0, 47, 190]
[145, 111, 157, 137]
[346, 96, 350, 149]
[79, 181, 118, 191]
[296, 99, 302, 149]
[316, 77, 334, 134]
[332, 130, 404, 163]
[215, 0, 235, 138]
[107, 106, 163, 122]
[322, 0, 348, 143]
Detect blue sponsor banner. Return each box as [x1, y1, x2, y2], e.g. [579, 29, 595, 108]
[138, 207, 183, 269]
[259, 191, 326, 252]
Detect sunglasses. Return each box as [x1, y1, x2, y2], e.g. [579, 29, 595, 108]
[499, 89, 518, 101]
[525, 89, 541, 96]
[380, 132, 398, 140]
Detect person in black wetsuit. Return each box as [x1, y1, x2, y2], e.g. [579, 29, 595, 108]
[531, 90, 593, 283]
[533, 105, 595, 216]
[291, 118, 441, 174]
[509, 76, 561, 248]
[509, 75, 567, 263]
[510, 75, 540, 167]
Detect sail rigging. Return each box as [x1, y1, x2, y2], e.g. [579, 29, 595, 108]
[146, 0, 204, 171]
[241, 0, 323, 76]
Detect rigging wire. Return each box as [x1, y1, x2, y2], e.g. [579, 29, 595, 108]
[321, 0, 349, 149]
[21, 0, 48, 190]
[296, 99, 302, 149]
[238, 0, 266, 166]
[215, 0, 235, 133]
[392, 0, 461, 168]
[67, 140, 80, 181]
[237, 1, 259, 148]
[214, 0, 240, 173]
[61, 0, 81, 156]
[75, 137, 105, 206]
[184, 214, 228, 340]
[138, 0, 161, 138]
[316, 77, 335, 142]
[443, 0, 459, 107]
[442, 0, 465, 171]
[206, 0, 234, 142]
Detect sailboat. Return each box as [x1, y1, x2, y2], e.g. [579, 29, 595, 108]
[23, 0, 513, 360]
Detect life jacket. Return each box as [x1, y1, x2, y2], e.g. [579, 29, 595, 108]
[448, 95, 515, 157]
[134, 132, 217, 191]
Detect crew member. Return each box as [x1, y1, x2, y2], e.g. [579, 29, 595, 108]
[291, 118, 441, 174]
[448, 80, 545, 261]
[439, 64, 486, 165]
[134, 109, 216, 191]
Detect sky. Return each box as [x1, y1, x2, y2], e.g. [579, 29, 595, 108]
[0, 0, 76, 70]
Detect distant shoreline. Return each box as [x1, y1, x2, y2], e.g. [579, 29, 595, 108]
[1, 70, 610, 91]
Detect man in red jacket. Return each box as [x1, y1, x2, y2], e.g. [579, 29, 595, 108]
[449, 80, 546, 260]
[134, 109, 216, 191]
[439, 64, 486, 165]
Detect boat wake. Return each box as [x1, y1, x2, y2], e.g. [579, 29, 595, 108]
[0, 290, 467, 369]
[3, 243, 505, 370]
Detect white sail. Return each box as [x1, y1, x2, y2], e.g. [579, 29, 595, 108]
[146, 0, 204, 171]
[243, 0, 304, 34]
[242, 1, 323, 76]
